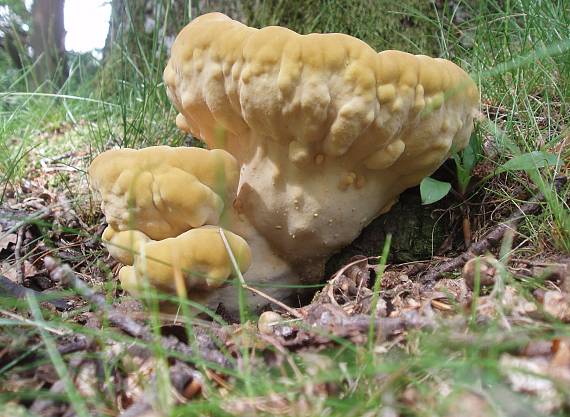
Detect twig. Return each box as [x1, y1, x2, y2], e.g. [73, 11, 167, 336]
[0, 207, 51, 240]
[14, 226, 26, 284]
[44, 257, 232, 370]
[337, 312, 434, 336]
[420, 176, 567, 283]
[57, 335, 92, 355]
[280, 303, 436, 348]
[218, 228, 304, 319]
[0, 308, 68, 336]
[242, 284, 305, 319]
[331, 256, 379, 281]
[0, 275, 71, 310]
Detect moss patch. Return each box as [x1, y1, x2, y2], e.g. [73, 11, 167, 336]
[241, 0, 443, 56]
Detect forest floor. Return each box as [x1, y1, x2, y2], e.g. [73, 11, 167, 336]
[0, 102, 568, 417]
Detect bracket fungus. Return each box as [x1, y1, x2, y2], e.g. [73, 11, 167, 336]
[90, 12, 479, 313]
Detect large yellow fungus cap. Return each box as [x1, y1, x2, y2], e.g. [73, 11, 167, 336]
[90, 13, 479, 314]
[163, 12, 479, 263]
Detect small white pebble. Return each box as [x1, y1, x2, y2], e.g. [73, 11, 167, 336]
[258, 311, 282, 335]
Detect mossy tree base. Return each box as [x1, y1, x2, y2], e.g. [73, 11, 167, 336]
[325, 187, 455, 276]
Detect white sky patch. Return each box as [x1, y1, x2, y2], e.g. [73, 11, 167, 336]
[64, 0, 111, 54]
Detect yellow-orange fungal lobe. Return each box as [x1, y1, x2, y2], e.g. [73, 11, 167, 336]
[377, 84, 396, 103]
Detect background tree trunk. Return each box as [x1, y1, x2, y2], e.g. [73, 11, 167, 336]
[30, 0, 67, 88]
[1, 27, 26, 69]
[102, 0, 242, 62]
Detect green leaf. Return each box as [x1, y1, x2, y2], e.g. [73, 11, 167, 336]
[452, 152, 471, 194]
[420, 177, 452, 205]
[462, 139, 477, 172]
[497, 151, 558, 173]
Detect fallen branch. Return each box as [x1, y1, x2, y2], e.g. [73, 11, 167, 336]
[57, 335, 92, 355]
[0, 274, 71, 311]
[14, 226, 26, 284]
[305, 303, 435, 337]
[0, 207, 51, 240]
[420, 176, 567, 283]
[44, 257, 232, 370]
[218, 228, 305, 319]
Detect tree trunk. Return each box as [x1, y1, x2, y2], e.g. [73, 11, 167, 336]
[102, 0, 242, 61]
[325, 182, 459, 277]
[30, 0, 67, 89]
[2, 28, 26, 69]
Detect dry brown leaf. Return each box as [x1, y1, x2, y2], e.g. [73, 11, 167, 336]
[0, 233, 17, 252]
[549, 339, 570, 383]
[477, 286, 537, 320]
[444, 391, 493, 417]
[122, 358, 156, 407]
[75, 362, 98, 398]
[0, 402, 30, 417]
[433, 278, 469, 303]
[542, 291, 570, 322]
[499, 354, 562, 414]
[0, 262, 19, 283]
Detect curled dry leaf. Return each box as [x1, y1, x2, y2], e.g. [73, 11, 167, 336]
[75, 361, 98, 398]
[0, 233, 17, 251]
[549, 339, 570, 385]
[532, 260, 570, 292]
[542, 291, 570, 322]
[444, 391, 493, 417]
[224, 392, 329, 417]
[121, 358, 157, 409]
[222, 394, 291, 416]
[477, 286, 537, 321]
[433, 278, 469, 303]
[0, 402, 29, 417]
[297, 352, 340, 396]
[499, 353, 567, 414]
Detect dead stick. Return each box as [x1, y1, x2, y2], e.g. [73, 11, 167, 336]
[44, 257, 231, 370]
[0, 275, 71, 311]
[420, 176, 567, 282]
[14, 226, 26, 284]
[337, 312, 434, 335]
[57, 336, 92, 355]
[218, 228, 305, 319]
[0, 207, 51, 240]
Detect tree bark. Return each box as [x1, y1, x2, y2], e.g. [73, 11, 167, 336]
[102, 0, 243, 61]
[325, 186, 455, 276]
[1, 27, 26, 69]
[30, 0, 68, 88]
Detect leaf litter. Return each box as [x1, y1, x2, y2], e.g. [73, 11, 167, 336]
[1, 138, 570, 416]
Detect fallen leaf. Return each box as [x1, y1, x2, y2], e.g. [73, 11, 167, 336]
[0, 234, 17, 252]
[500, 354, 562, 414]
[75, 362, 98, 397]
[550, 339, 570, 369]
[477, 286, 537, 320]
[444, 391, 493, 417]
[542, 291, 570, 322]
